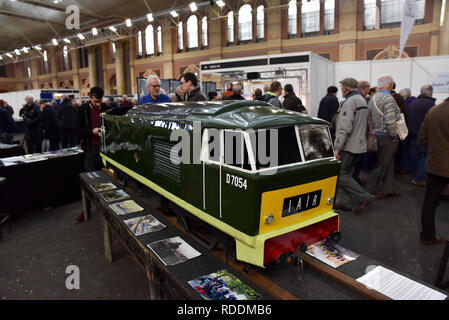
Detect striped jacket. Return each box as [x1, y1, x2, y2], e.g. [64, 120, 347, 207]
[368, 91, 401, 137]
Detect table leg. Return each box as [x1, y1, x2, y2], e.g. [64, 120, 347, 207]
[101, 212, 114, 262]
[81, 190, 91, 221]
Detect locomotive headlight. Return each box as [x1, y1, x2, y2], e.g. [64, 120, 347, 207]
[327, 197, 334, 206]
[264, 214, 274, 225]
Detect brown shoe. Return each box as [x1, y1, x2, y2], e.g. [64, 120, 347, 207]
[384, 193, 401, 198]
[353, 199, 372, 214]
[420, 235, 446, 246]
[334, 203, 350, 211]
[372, 193, 387, 200]
[412, 180, 427, 188]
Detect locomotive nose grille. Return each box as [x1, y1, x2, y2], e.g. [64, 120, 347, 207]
[152, 139, 181, 184]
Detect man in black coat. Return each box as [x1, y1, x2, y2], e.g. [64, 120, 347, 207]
[40, 101, 60, 151]
[179, 72, 207, 101]
[20, 96, 42, 154]
[75, 86, 110, 172]
[317, 86, 339, 122]
[0, 106, 16, 144]
[59, 96, 77, 148]
[407, 85, 436, 187]
[282, 84, 306, 113]
[228, 85, 246, 100]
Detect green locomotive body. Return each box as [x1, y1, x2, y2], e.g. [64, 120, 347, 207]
[100, 101, 341, 267]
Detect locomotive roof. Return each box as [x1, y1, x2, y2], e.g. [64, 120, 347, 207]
[119, 100, 328, 129]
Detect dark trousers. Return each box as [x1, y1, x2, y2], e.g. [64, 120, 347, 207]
[409, 137, 427, 182]
[25, 128, 42, 154]
[61, 128, 76, 149]
[83, 145, 103, 172]
[421, 173, 449, 241]
[368, 135, 399, 194]
[337, 151, 371, 207]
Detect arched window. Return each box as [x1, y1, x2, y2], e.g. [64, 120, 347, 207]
[178, 22, 184, 51]
[380, 0, 425, 28]
[202, 17, 208, 48]
[257, 5, 264, 41]
[63, 45, 69, 71]
[324, 0, 335, 34]
[364, 0, 378, 30]
[187, 15, 199, 50]
[157, 26, 162, 54]
[288, 0, 297, 37]
[302, 0, 320, 36]
[227, 11, 234, 44]
[145, 24, 155, 56]
[238, 4, 252, 42]
[137, 30, 143, 57]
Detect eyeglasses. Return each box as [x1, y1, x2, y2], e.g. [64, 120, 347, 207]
[150, 84, 161, 88]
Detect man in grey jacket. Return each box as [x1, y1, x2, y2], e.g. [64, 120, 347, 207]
[334, 78, 373, 214]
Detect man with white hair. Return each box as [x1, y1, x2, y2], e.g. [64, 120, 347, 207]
[367, 75, 402, 199]
[138, 75, 171, 104]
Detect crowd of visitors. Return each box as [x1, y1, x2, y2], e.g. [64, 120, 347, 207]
[318, 74, 448, 246]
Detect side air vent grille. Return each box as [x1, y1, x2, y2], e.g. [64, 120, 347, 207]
[152, 139, 181, 184]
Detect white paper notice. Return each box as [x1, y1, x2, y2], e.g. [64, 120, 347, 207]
[357, 266, 447, 300]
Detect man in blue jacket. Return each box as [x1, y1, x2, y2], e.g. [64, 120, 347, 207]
[407, 85, 435, 187]
[138, 75, 171, 104]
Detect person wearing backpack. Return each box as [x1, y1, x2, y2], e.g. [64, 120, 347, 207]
[283, 84, 307, 113]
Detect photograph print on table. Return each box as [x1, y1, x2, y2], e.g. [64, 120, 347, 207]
[90, 182, 117, 193]
[188, 269, 261, 300]
[124, 214, 166, 236]
[99, 189, 130, 202]
[148, 236, 201, 266]
[109, 199, 144, 215]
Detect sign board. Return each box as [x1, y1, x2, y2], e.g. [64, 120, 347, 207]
[428, 73, 449, 93]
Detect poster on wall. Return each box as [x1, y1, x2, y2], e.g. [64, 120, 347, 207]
[428, 73, 449, 93]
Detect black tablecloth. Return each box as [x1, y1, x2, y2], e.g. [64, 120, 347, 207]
[0, 144, 25, 158]
[0, 152, 84, 219]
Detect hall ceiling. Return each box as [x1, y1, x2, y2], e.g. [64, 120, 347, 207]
[0, 0, 203, 53]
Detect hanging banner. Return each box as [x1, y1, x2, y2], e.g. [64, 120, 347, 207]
[399, 0, 417, 58]
[428, 73, 449, 93]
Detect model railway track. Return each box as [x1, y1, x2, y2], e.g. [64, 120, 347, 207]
[105, 169, 390, 300]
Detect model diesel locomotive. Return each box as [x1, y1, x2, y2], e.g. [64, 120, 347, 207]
[99, 101, 341, 268]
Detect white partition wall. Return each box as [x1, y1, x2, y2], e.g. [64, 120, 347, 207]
[0, 89, 41, 120]
[335, 55, 449, 104]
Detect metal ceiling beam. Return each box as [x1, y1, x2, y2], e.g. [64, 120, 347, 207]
[16, 0, 106, 19]
[0, 9, 66, 26]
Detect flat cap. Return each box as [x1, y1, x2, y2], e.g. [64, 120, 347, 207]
[340, 78, 358, 89]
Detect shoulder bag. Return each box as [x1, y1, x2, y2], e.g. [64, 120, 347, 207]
[372, 95, 408, 141]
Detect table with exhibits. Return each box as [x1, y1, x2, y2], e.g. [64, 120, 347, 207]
[79, 169, 448, 300]
[0, 147, 84, 218]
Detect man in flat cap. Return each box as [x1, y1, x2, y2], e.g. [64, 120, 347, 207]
[334, 78, 373, 214]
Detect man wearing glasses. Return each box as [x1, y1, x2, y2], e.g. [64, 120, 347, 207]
[138, 75, 171, 104]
